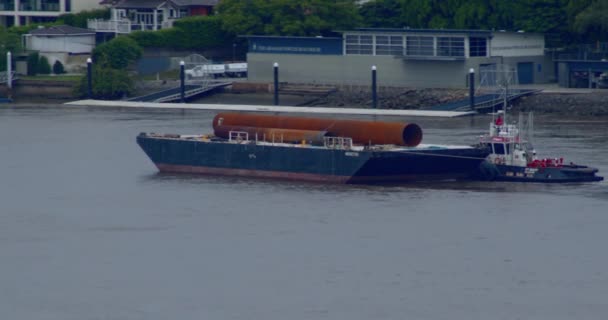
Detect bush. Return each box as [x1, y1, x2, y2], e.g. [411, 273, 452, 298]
[58, 9, 111, 28]
[129, 16, 233, 49]
[74, 66, 134, 100]
[53, 60, 65, 74]
[92, 36, 143, 69]
[27, 52, 39, 76]
[38, 56, 51, 74]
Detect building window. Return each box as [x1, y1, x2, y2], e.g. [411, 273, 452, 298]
[375, 35, 403, 56]
[345, 34, 373, 55]
[469, 37, 487, 57]
[437, 37, 464, 57]
[406, 36, 434, 56]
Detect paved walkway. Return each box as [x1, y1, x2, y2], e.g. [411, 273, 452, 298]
[64, 100, 476, 118]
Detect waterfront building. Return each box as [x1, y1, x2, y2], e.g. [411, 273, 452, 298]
[245, 28, 553, 88]
[0, 0, 100, 27]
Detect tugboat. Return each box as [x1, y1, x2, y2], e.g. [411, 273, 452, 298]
[477, 111, 603, 182]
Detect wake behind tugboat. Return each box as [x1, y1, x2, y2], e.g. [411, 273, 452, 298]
[136, 113, 489, 183]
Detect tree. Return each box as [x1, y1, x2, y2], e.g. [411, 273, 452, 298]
[26, 52, 39, 76]
[360, 0, 403, 28]
[92, 36, 142, 69]
[58, 9, 110, 28]
[74, 66, 134, 99]
[218, 0, 361, 36]
[0, 26, 22, 71]
[38, 56, 51, 74]
[574, 0, 608, 40]
[53, 60, 65, 74]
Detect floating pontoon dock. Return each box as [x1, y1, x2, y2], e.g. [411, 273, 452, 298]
[64, 100, 476, 118]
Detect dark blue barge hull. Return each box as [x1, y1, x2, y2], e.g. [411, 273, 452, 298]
[137, 134, 489, 183]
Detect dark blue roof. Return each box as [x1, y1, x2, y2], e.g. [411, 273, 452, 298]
[344, 28, 492, 36]
[240, 35, 342, 40]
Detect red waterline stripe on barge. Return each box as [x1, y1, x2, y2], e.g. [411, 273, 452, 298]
[156, 163, 351, 183]
[155, 164, 468, 183]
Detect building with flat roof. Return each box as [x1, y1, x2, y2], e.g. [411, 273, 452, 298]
[245, 28, 553, 88]
[0, 0, 101, 27]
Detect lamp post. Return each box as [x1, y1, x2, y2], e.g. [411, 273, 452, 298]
[180, 60, 185, 103]
[86, 58, 92, 99]
[371, 65, 377, 109]
[7, 51, 12, 90]
[273, 62, 279, 106]
[469, 68, 475, 110]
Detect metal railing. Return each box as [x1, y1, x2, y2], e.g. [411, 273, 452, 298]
[324, 137, 353, 150]
[87, 19, 132, 34]
[0, 71, 18, 84]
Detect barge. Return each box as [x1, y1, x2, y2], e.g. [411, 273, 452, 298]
[137, 113, 490, 183]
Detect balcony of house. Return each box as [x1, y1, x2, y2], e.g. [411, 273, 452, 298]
[88, 17, 177, 34]
[0, 1, 15, 11]
[18, 0, 60, 12]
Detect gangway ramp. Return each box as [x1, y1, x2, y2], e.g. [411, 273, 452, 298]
[129, 81, 232, 103]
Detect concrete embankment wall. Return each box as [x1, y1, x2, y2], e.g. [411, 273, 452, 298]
[1, 80, 77, 101]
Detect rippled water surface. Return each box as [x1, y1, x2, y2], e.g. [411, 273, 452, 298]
[1, 107, 607, 320]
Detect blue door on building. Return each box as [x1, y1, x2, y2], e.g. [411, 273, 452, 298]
[517, 62, 534, 84]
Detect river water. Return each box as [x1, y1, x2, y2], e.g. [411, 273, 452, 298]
[1, 105, 607, 320]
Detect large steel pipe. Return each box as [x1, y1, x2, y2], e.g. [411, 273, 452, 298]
[214, 125, 328, 145]
[213, 113, 423, 147]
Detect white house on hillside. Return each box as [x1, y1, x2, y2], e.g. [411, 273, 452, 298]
[0, 0, 101, 27]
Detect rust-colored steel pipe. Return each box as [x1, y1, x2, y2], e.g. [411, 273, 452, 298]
[214, 125, 328, 145]
[212, 113, 423, 147]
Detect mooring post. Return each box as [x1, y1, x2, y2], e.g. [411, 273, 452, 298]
[273, 62, 279, 106]
[7, 51, 12, 90]
[372, 65, 377, 109]
[180, 60, 185, 103]
[86, 58, 92, 99]
[469, 68, 475, 110]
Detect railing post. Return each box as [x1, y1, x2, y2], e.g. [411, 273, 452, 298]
[87, 58, 93, 99]
[469, 68, 475, 110]
[273, 62, 279, 106]
[180, 60, 185, 103]
[371, 65, 377, 109]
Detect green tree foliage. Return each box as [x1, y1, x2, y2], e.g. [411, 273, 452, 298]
[58, 9, 111, 28]
[358, 0, 607, 44]
[360, 0, 402, 28]
[0, 27, 21, 70]
[217, 0, 361, 36]
[38, 56, 51, 74]
[92, 36, 142, 69]
[130, 15, 231, 49]
[74, 66, 134, 100]
[27, 52, 39, 76]
[53, 60, 65, 74]
[574, 0, 608, 38]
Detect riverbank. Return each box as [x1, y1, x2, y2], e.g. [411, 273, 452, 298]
[4, 79, 608, 117]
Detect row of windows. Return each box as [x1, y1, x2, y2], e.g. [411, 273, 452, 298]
[344, 34, 487, 57]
